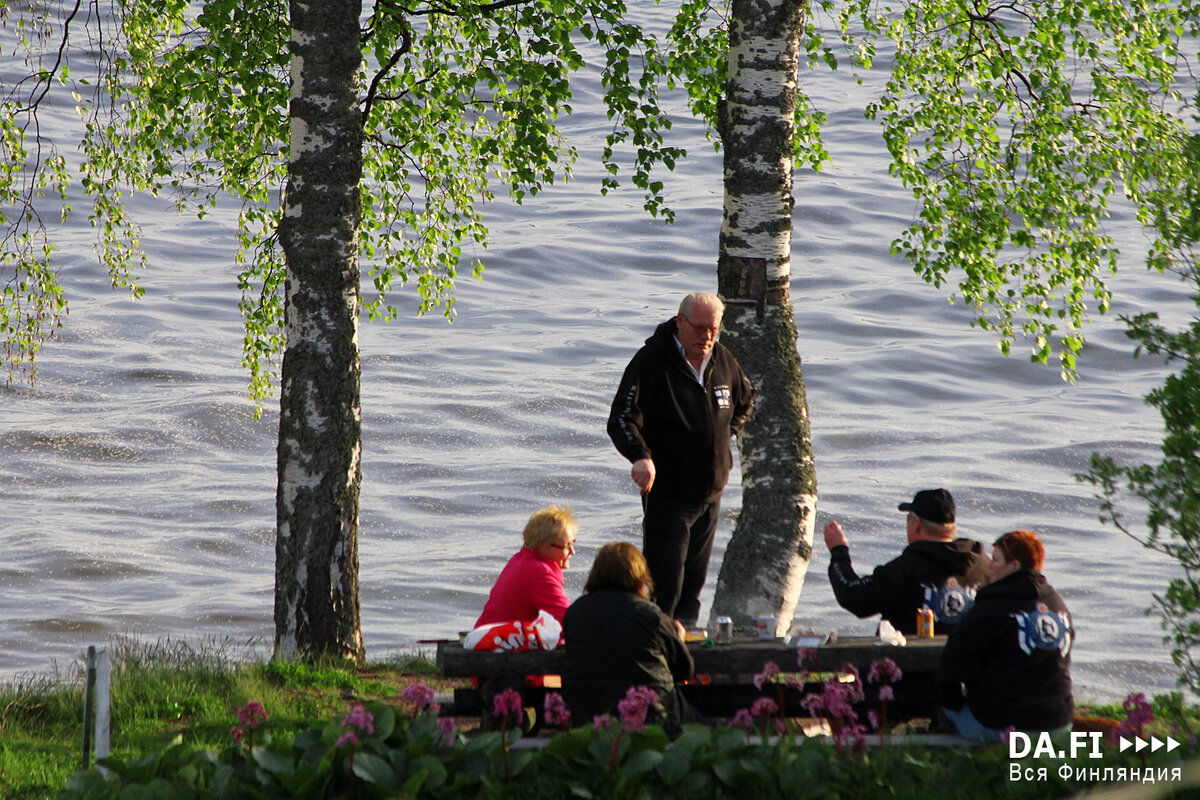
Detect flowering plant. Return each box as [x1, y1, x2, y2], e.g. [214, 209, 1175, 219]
[400, 680, 438, 712]
[544, 691, 571, 729]
[338, 703, 374, 748]
[229, 700, 268, 749]
[58, 690, 1183, 800]
[1113, 692, 1155, 743]
[866, 657, 903, 743]
[616, 685, 658, 733]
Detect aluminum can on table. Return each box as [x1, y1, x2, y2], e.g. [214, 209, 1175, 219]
[715, 615, 733, 644]
[916, 607, 935, 638]
[756, 614, 775, 640]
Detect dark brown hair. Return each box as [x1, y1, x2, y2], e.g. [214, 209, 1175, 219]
[584, 542, 653, 596]
[993, 529, 1045, 572]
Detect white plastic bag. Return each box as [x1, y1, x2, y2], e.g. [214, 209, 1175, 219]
[463, 609, 563, 652]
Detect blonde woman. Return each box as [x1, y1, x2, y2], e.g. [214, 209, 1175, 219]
[475, 505, 577, 629]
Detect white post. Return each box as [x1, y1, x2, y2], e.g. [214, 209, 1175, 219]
[82, 647, 95, 770]
[94, 648, 111, 776]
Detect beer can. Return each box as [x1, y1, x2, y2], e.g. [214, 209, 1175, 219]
[716, 615, 733, 644]
[756, 614, 775, 640]
[917, 607, 935, 638]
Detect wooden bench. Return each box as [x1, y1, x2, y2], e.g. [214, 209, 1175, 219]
[435, 635, 947, 727]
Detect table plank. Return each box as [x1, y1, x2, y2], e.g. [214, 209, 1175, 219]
[435, 636, 946, 680]
[691, 636, 945, 676]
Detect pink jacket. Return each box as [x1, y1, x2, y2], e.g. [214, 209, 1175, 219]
[475, 548, 569, 627]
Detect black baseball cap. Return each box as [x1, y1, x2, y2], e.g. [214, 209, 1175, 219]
[898, 488, 955, 523]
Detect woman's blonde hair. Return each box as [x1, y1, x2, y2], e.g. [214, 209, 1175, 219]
[522, 505, 576, 549]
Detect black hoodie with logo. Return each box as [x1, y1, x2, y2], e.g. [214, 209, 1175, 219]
[607, 319, 755, 504]
[828, 538, 990, 635]
[939, 568, 1074, 732]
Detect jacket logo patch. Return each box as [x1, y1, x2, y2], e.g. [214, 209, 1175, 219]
[1011, 603, 1072, 657]
[713, 385, 732, 409]
[922, 577, 976, 623]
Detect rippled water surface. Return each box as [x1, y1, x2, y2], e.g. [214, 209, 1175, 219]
[1, 9, 1192, 702]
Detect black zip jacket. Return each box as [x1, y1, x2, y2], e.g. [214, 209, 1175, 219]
[828, 538, 989, 635]
[562, 589, 694, 727]
[607, 319, 755, 503]
[939, 568, 1074, 732]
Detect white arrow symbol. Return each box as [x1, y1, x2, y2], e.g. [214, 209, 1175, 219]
[1120, 737, 1133, 752]
[1136, 737, 1149, 752]
[1168, 737, 1181, 752]
[1151, 737, 1164, 752]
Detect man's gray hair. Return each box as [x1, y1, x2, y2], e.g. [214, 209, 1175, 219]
[918, 518, 957, 540]
[679, 292, 725, 318]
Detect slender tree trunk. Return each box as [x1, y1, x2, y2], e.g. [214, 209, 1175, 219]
[273, 0, 365, 663]
[711, 0, 817, 636]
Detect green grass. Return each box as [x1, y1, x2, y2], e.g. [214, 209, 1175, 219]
[0, 636, 454, 800]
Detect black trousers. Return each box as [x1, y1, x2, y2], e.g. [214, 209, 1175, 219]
[641, 492, 720, 626]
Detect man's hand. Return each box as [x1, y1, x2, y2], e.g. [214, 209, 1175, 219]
[632, 458, 656, 493]
[672, 619, 688, 641]
[823, 520, 849, 550]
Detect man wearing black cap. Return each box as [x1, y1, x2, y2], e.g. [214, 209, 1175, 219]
[823, 488, 989, 636]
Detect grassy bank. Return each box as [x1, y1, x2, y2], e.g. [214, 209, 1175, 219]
[0, 637, 456, 799]
[1, 637, 1197, 799]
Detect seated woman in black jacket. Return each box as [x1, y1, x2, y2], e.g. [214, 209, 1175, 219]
[940, 529, 1074, 742]
[562, 542, 696, 732]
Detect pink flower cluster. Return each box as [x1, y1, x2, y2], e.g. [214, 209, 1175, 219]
[797, 648, 818, 670]
[436, 716, 457, 746]
[752, 696, 780, 719]
[401, 681, 437, 711]
[867, 657, 901, 685]
[337, 704, 375, 748]
[753, 661, 780, 691]
[401, 681, 456, 744]
[800, 664, 867, 749]
[492, 687, 523, 719]
[230, 700, 268, 745]
[1113, 692, 1155, 743]
[733, 696, 785, 736]
[616, 686, 659, 733]
[800, 679, 854, 720]
[544, 691, 571, 728]
[867, 657, 901, 704]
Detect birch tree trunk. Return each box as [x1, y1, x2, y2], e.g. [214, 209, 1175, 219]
[273, 0, 366, 663]
[710, 0, 817, 636]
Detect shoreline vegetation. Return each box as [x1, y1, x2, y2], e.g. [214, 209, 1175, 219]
[1, 636, 1197, 799]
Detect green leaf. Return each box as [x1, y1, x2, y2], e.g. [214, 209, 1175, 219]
[251, 745, 296, 776]
[352, 752, 396, 786]
[618, 747, 663, 779]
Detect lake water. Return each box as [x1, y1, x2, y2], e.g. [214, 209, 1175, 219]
[0, 5, 1192, 703]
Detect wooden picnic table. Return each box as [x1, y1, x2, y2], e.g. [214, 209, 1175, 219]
[436, 635, 943, 678]
[435, 635, 947, 724]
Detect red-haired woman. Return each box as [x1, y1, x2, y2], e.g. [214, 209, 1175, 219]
[939, 529, 1074, 741]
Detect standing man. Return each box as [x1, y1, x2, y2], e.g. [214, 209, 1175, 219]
[607, 292, 755, 628]
[823, 488, 989, 636]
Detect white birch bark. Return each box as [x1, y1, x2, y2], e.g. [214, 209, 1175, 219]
[711, 0, 817, 636]
[273, 0, 365, 663]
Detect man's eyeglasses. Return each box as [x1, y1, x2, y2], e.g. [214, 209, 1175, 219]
[682, 316, 720, 336]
